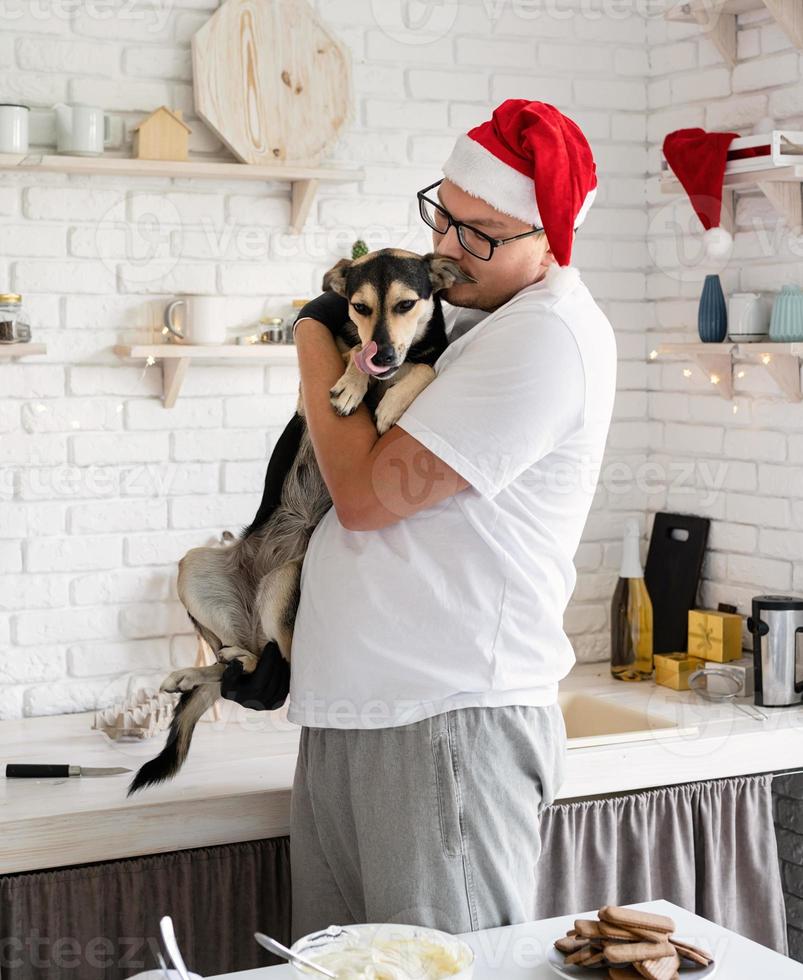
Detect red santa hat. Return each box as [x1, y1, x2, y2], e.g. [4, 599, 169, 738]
[441, 99, 598, 295]
[662, 127, 739, 260]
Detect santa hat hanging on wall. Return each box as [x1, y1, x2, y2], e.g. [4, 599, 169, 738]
[441, 99, 598, 295]
[662, 127, 740, 260]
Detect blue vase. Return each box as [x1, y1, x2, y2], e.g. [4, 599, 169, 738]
[698, 274, 728, 343]
[769, 284, 803, 342]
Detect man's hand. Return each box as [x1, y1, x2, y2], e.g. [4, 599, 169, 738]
[219, 642, 290, 711]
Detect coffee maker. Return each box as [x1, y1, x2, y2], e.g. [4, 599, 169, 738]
[748, 595, 803, 707]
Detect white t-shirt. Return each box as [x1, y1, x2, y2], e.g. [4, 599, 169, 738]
[286, 273, 617, 729]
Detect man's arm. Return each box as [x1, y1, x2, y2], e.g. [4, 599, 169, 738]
[294, 318, 470, 531]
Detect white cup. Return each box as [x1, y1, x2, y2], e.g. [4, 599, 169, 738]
[126, 971, 201, 980]
[163, 296, 228, 345]
[0, 104, 30, 153]
[53, 102, 111, 156]
[727, 292, 770, 342]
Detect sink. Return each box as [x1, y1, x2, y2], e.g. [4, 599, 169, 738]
[558, 692, 698, 748]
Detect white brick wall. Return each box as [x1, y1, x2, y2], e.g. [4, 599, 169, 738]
[3, 0, 653, 719]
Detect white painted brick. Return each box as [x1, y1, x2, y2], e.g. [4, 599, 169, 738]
[128, 191, 224, 227]
[224, 395, 297, 429]
[364, 99, 448, 130]
[218, 262, 312, 296]
[407, 69, 487, 102]
[14, 260, 116, 294]
[14, 604, 120, 646]
[24, 675, 131, 715]
[23, 186, 122, 221]
[760, 528, 803, 562]
[0, 573, 69, 611]
[69, 366, 161, 397]
[124, 530, 215, 567]
[0, 686, 25, 720]
[172, 429, 265, 462]
[671, 68, 731, 103]
[126, 397, 222, 430]
[178, 365, 265, 397]
[168, 493, 258, 530]
[0, 502, 65, 538]
[493, 75, 571, 106]
[72, 432, 169, 466]
[17, 36, 119, 74]
[757, 464, 803, 497]
[733, 53, 798, 92]
[69, 498, 167, 534]
[455, 36, 533, 67]
[353, 63, 405, 98]
[26, 535, 122, 573]
[71, 566, 173, 606]
[706, 93, 769, 131]
[267, 365, 299, 395]
[119, 601, 191, 639]
[0, 69, 67, 103]
[724, 428, 786, 462]
[726, 493, 791, 528]
[736, 29, 762, 61]
[770, 82, 803, 120]
[117, 260, 216, 295]
[0, 647, 67, 684]
[67, 637, 172, 676]
[0, 542, 22, 573]
[0, 433, 67, 466]
[223, 460, 268, 494]
[120, 461, 220, 497]
[650, 42, 697, 75]
[540, 43, 615, 74]
[123, 45, 191, 80]
[708, 521, 758, 555]
[64, 295, 163, 329]
[664, 423, 723, 454]
[727, 554, 792, 591]
[0, 224, 67, 257]
[574, 77, 646, 110]
[21, 398, 123, 433]
[69, 77, 171, 111]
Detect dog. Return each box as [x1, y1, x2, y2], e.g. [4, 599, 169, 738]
[127, 249, 473, 794]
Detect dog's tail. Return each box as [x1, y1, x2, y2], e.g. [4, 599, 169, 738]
[126, 683, 219, 796]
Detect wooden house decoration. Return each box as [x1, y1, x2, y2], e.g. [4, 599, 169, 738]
[132, 106, 191, 162]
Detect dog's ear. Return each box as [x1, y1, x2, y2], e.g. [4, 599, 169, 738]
[322, 257, 352, 296]
[424, 254, 476, 291]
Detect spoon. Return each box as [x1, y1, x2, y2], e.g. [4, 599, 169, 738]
[156, 952, 173, 979]
[159, 916, 192, 980]
[254, 931, 337, 978]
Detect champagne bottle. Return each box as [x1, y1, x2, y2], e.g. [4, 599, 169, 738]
[610, 518, 654, 681]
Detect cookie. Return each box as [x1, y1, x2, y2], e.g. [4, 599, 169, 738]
[555, 935, 590, 954]
[636, 951, 681, 980]
[627, 927, 672, 944]
[575, 919, 605, 939]
[608, 969, 642, 980]
[566, 945, 600, 966]
[604, 941, 675, 965]
[599, 906, 676, 934]
[671, 939, 713, 966]
[599, 922, 642, 940]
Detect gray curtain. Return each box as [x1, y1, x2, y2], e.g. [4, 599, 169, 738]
[0, 837, 292, 980]
[534, 773, 788, 956]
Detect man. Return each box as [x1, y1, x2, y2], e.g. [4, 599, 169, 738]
[223, 99, 617, 940]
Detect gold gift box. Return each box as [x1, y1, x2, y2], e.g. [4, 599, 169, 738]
[687, 608, 743, 663]
[655, 653, 706, 691]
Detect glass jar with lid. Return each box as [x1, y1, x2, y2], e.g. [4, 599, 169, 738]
[0, 293, 31, 343]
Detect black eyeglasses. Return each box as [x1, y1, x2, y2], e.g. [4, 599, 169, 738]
[416, 179, 543, 261]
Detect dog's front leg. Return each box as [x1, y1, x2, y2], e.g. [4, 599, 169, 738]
[374, 363, 436, 435]
[161, 661, 226, 693]
[329, 347, 369, 417]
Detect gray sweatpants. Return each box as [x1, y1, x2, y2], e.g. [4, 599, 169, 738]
[289, 703, 566, 942]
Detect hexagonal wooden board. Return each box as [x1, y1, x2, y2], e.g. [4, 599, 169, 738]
[192, 0, 353, 165]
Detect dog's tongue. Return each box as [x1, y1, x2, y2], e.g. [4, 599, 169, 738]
[353, 340, 386, 376]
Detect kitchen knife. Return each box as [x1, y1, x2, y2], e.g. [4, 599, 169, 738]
[5, 764, 132, 778]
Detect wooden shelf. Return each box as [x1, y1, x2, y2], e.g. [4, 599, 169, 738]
[650, 341, 802, 401]
[0, 154, 364, 233]
[666, 0, 803, 66]
[114, 343, 298, 407]
[660, 164, 803, 235]
[0, 343, 47, 359]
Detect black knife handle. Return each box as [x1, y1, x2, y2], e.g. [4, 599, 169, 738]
[6, 764, 71, 778]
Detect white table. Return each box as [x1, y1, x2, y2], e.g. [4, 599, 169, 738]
[206, 900, 803, 978]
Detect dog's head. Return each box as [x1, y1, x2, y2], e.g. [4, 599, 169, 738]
[321, 248, 474, 379]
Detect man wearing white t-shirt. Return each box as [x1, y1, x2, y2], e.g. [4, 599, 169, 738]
[223, 99, 617, 940]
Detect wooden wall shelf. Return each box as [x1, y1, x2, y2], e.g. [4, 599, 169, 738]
[0, 343, 47, 359]
[0, 154, 363, 233]
[660, 164, 803, 235]
[650, 341, 803, 401]
[666, 0, 803, 66]
[114, 343, 298, 407]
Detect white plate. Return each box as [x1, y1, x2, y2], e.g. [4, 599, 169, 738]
[546, 939, 717, 978]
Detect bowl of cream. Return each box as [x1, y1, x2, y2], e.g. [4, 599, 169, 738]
[289, 922, 475, 979]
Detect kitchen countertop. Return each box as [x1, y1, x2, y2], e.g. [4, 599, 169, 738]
[204, 900, 803, 978]
[2, 663, 803, 874]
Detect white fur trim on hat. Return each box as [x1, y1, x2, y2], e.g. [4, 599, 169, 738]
[544, 262, 581, 296]
[442, 133, 597, 230]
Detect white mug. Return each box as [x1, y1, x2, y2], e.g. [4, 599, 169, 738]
[163, 296, 228, 345]
[728, 292, 770, 342]
[52, 102, 111, 156]
[0, 104, 29, 153]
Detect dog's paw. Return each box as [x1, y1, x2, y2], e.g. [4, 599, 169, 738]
[160, 668, 202, 693]
[330, 377, 367, 416]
